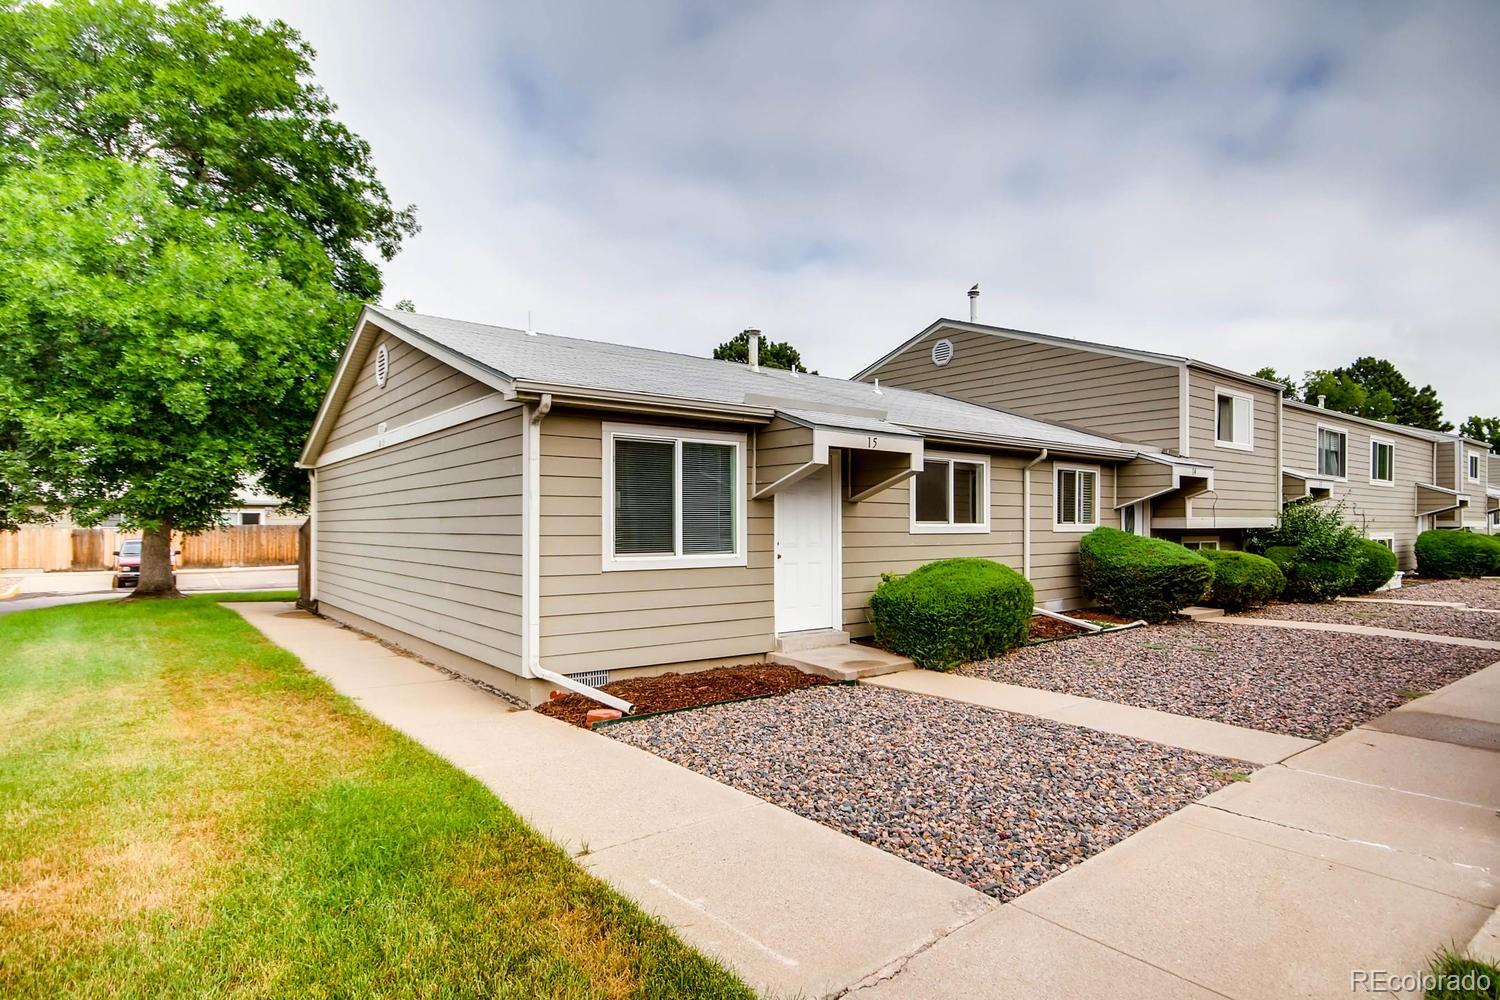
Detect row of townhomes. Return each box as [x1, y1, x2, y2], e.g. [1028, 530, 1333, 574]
[297, 304, 1497, 705]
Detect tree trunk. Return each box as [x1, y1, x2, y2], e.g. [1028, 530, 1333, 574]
[134, 522, 179, 597]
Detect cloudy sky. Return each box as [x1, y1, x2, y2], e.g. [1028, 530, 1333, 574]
[225, 0, 1499, 422]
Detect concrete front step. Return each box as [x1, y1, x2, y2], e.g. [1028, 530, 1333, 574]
[1179, 606, 1226, 621]
[771, 643, 912, 681]
[774, 628, 851, 652]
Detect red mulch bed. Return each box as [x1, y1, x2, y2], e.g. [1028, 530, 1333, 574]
[535, 664, 831, 728]
[1074, 608, 1138, 625]
[1027, 614, 1089, 641]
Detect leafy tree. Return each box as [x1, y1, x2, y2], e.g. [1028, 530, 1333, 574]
[0, 0, 415, 592]
[713, 330, 816, 373]
[1253, 367, 1297, 399]
[0, 0, 416, 299]
[1459, 416, 1500, 454]
[1302, 356, 1451, 431]
[0, 159, 352, 592]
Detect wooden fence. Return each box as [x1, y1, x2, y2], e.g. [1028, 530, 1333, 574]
[0, 525, 302, 571]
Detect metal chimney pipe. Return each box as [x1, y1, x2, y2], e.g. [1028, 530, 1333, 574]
[968, 284, 980, 322]
[745, 329, 761, 371]
[1317, 394, 1326, 408]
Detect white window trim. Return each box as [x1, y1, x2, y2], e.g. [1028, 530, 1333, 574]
[601, 422, 748, 572]
[1316, 423, 1349, 482]
[1467, 450, 1483, 483]
[1053, 463, 1101, 533]
[909, 451, 990, 534]
[1368, 436, 1395, 487]
[1213, 386, 1255, 451]
[1367, 532, 1395, 550]
[1182, 536, 1220, 550]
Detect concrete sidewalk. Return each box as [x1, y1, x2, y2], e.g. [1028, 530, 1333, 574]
[10, 565, 295, 596]
[229, 603, 992, 999]
[866, 668, 1316, 764]
[233, 602, 1500, 999]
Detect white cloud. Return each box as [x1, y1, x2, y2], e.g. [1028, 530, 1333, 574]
[226, 0, 1500, 421]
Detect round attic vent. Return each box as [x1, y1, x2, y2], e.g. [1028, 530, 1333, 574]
[931, 338, 955, 367]
[374, 344, 390, 387]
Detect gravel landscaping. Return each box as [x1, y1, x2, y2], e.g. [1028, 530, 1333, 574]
[609, 684, 1238, 901]
[961, 621, 1498, 739]
[1397, 578, 1500, 610]
[1241, 601, 1500, 642]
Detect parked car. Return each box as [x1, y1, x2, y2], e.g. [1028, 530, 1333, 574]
[112, 539, 179, 589]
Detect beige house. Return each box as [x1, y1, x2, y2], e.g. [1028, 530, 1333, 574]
[298, 307, 1201, 704]
[856, 319, 1283, 550]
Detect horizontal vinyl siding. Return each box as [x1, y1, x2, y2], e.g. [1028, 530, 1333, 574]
[537, 408, 773, 674]
[842, 452, 1118, 635]
[323, 330, 492, 451]
[1283, 407, 1434, 570]
[755, 416, 814, 492]
[316, 406, 524, 670]
[1185, 372, 1280, 519]
[864, 329, 1181, 450]
[1461, 446, 1491, 531]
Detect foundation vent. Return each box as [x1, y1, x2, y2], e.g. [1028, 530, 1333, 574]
[567, 669, 612, 688]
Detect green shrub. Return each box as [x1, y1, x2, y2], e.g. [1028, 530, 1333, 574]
[1349, 538, 1399, 594]
[1415, 529, 1500, 579]
[1263, 544, 1356, 602]
[1078, 527, 1212, 623]
[1200, 549, 1285, 610]
[869, 558, 1034, 671]
[1248, 500, 1361, 563]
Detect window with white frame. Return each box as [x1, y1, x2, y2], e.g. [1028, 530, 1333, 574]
[1370, 439, 1394, 485]
[603, 424, 745, 570]
[1181, 537, 1219, 551]
[1468, 451, 1483, 482]
[1369, 534, 1395, 551]
[1318, 427, 1347, 478]
[911, 453, 988, 532]
[1054, 465, 1099, 531]
[1214, 389, 1254, 449]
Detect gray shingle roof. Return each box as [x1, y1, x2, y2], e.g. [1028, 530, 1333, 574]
[368, 305, 1148, 458]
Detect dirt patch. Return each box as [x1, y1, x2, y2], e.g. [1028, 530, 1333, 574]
[1074, 608, 1139, 625]
[535, 665, 830, 728]
[1028, 614, 1089, 641]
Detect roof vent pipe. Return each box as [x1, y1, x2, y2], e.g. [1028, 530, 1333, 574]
[746, 328, 761, 371]
[968, 283, 980, 322]
[1317, 394, 1326, 408]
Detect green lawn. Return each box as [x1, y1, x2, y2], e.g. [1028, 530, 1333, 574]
[0, 595, 755, 999]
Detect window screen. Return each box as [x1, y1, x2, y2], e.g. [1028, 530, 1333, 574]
[952, 462, 981, 524]
[1371, 441, 1394, 482]
[614, 438, 675, 554]
[1216, 393, 1251, 446]
[1057, 469, 1097, 525]
[1318, 429, 1346, 478]
[681, 442, 734, 554]
[914, 460, 950, 523]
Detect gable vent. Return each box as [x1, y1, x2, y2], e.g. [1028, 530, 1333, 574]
[931, 338, 955, 367]
[374, 344, 390, 387]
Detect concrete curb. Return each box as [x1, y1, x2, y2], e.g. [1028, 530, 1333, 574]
[1208, 615, 1500, 651]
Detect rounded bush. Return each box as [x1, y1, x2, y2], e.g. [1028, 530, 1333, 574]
[869, 558, 1034, 671]
[1078, 527, 1212, 623]
[1414, 529, 1500, 579]
[1263, 544, 1356, 602]
[1200, 549, 1285, 611]
[1348, 538, 1399, 595]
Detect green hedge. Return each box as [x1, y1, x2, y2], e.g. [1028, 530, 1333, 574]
[1200, 549, 1285, 611]
[1414, 530, 1500, 578]
[1349, 538, 1399, 595]
[1264, 545, 1356, 602]
[1078, 527, 1212, 622]
[869, 558, 1034, 671]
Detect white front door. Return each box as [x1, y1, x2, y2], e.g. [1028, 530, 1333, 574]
[775, 465, 836, 633]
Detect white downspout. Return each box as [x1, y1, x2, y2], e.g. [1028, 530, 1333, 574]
[522, 394, 633, 714]
[308, 467, 318, 602]
[1022, 448, 1049, 580]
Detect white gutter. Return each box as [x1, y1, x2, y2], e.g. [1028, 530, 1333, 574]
[533, 666, 633, 714]
[1022, 448, 1049, 579]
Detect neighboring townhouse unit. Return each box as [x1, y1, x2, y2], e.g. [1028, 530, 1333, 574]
[856, 319, 1283, 550]
[1280, 400, 1485, 568]
[298, 307, 1204, 704]
[1490, 454, 1500, 533]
